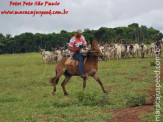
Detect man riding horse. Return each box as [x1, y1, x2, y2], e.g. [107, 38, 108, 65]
[68, 29, 87, 78]
[50, 31, 107, 95]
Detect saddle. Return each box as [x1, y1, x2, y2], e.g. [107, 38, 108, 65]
[65, 54, 87, 66]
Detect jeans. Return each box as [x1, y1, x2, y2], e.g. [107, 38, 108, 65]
[73, 53, 84, 75]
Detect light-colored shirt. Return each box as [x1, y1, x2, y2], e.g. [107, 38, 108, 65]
[69, 35, 86, 53]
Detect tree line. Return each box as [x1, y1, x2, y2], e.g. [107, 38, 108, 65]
[0, 23, 162, 54]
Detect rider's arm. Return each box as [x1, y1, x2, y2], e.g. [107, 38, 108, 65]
[68, 46, 76, 52]
[68, 37, 76, 52]
[82, 35, 87, 47]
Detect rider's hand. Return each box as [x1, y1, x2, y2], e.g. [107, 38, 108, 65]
[76, 50, 80, 53]
[79, 45, 83, 48]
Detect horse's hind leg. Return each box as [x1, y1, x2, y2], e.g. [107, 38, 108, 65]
[83, 77, 87, 91]
[92, 74, 107, 94]
[51, 69, 65, 95]
[61, 76, 72, 95]
[51, 76, 60, 95]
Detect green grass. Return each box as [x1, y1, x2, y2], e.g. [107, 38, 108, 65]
[0, 53, 162, 122]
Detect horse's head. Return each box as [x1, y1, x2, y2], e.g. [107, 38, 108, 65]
[88, 40, 103, 57]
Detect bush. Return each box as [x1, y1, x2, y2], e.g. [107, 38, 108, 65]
[76, 92, 98, 106]
[76, 92, 111, 106]
[98, 95, 111, 106]
[126, 93, 147, 107]
[150, 61, 156, 66]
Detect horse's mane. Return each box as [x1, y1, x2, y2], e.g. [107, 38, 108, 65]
[87, 40, 103, 57]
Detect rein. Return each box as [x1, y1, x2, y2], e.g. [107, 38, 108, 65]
[87, 50, 103, 57]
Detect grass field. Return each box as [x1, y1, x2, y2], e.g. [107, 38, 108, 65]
[0, 53, 162, 122]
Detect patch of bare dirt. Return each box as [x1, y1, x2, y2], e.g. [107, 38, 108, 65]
[112, 73, 127, 76]
[106, 86, 114, 92]
[106, 83, 155, 122]
[130, 67, 148, 81]
[150, 74, 155, 76]
[111, 81, 117, 83]
[146, 84, 155, 105]
[138, 61, 142, 63]
[141, 66, 148, 70]
[160, 64, 163, 80]
[38, 113, 49, 121]
[106, 105, 153, 122]
[106, 84, 124, 91]
[105, 65, 159, 122]
[130, 74, 145, 81]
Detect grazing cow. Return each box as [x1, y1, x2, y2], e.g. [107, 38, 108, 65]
[62, 49, 73, 57]
[114, 43, 122, 60]
[40, 49, 51, 63]
[103, 47, 113, 60]
[150, 43, 155, 57]
[129, 44, 139, 57]
[53, 50, 63, 62]
[99, 45, 105, 54]
[52, 47, 74, 62]
[124, 44, 130, 58]
[121, 44, 126, 57]
[129, 44, 134, 57]
[140, 44, 148, 58]
[50, 55, 58, 63]
[134, 44, 140, 57]
[98, 45, 105, 61]
[155, 41, 162, 57]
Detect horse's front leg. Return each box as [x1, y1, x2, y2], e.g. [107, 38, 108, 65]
[83, 77, 87, 91]
[92, 74, 107, 94]
[61, 76, 71, 95]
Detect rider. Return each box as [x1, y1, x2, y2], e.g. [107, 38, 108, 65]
[68, 29, 87, 78]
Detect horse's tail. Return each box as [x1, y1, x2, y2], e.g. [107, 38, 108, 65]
[50, 71, 59, 85]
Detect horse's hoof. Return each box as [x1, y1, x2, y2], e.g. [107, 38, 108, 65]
[64, 93, 69, 96]
[83, 87, 86, 91]
[104, 91, 108, 94]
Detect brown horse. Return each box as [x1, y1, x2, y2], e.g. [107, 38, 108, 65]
[50, 40, 107, 95]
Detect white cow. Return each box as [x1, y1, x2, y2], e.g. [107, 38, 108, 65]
[103, 47, 113, 60]
[40, 49, 51, 63]
[121, 44, 126, 55]
[114, 43, 122, 60]
[150, 43, 155, 57]
[129, 44, 138, 57]
[124, 44, 130, 58]
[134, 44, 140, 57]
[53, 50, 63, 62]
[62, 49, 73, 57]
[140, 44, 148, 58]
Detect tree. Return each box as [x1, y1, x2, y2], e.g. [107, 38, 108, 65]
[0, 23, 162, 54]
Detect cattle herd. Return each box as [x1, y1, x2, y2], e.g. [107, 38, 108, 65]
[39, 48, 72, 63]
[39, 42, 162, 63]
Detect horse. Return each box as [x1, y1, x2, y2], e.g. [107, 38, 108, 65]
[50, 40, 107, 95]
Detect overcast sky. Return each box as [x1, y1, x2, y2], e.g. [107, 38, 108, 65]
[0, 0, 163, 36]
